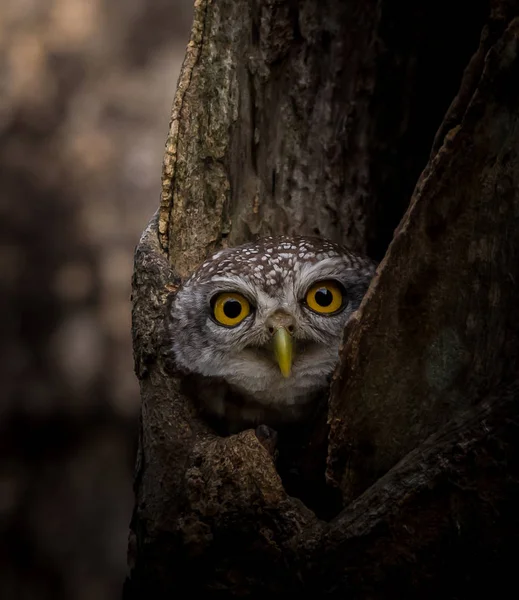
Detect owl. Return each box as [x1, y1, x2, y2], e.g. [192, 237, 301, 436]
[170, 235, 375, 430]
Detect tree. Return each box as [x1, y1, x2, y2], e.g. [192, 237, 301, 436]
[124, 0, 519, 597]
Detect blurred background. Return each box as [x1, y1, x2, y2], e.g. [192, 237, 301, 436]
[0, 1, 192, 598]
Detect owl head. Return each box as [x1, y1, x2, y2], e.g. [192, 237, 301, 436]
[170, 236, 375, 419]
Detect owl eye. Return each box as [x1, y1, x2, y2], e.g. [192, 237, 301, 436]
[212, 292, 251, 327]
[305, 280, 344, 315]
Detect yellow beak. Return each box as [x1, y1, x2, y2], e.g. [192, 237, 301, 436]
[273, 327, 293, 378]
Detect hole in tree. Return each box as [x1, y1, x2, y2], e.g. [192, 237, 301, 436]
[274, 405, 343, 521]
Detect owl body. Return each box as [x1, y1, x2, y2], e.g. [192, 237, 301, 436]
[170, 235, 375, 428]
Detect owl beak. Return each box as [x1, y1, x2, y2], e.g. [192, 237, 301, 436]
[272, 327, 293, 378]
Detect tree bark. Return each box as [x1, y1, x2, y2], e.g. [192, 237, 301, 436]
[124, 0, 519, 597]
[328, 11, 519, 503]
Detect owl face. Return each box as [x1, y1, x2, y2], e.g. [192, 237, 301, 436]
[170, 236, 375, 414]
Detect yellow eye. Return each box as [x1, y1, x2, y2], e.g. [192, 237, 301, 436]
[212, 292, 251, 327]
[305, 281, 344, 314]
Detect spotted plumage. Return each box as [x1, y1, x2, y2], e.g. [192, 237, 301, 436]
[170, 235, 376, 428]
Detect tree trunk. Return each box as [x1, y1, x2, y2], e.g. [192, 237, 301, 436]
[124, 0, 519, 597]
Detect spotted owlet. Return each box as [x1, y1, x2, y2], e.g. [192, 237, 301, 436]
[170, 235, 376, 430]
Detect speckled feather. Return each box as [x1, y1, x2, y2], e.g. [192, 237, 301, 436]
[170, 235, 376, 428]
[188, 235, 371, 293]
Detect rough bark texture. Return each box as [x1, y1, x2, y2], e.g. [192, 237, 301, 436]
[125, 0, 519, 597]
[160, 0, 487, 268]
[328, 14, 519, 503]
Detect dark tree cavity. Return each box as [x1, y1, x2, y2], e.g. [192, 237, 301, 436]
[125, 1, 519, 597]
